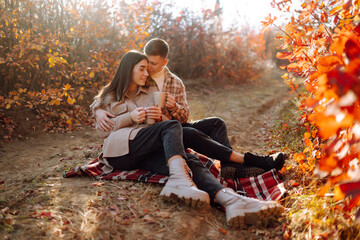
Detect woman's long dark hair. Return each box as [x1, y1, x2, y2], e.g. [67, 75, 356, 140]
[96, 50, 147, 106]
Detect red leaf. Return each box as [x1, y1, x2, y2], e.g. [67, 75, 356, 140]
[320, 12, 328, 23]
[344, 39, 360, 60]
[41, 212, 52, 218]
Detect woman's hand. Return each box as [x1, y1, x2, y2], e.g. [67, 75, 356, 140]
[145, 106, 162, 121]
[130, 107, 146, 123]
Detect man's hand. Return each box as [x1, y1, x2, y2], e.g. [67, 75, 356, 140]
[130, 107, 146, 123]
[166, 93, 176, 111]
[96, 109, 115, 132]
[145, 106, 162, 121]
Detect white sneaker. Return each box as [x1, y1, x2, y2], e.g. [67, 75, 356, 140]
[160, 158, 210, 208]
[215, 188, 284, 228]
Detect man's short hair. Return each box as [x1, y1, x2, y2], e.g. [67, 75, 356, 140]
[144, 38, 169, 58]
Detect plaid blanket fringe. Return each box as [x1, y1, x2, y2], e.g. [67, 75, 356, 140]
[64, 149, 286, 201]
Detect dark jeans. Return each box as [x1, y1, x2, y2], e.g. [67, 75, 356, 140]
[107, 120, 187, 172]
[183, 117, 233, 163]
[107, 120, 224, 201]
[183, 117, 232, 148]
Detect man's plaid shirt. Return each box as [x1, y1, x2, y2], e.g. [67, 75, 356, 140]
[146, 67, 189, 124]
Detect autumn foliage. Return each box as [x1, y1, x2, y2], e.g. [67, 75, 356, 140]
[0, 0, 269, 142]
[263, 0, 360, 217]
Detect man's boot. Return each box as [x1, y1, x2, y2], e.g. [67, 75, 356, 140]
[243, 152, 287, 171]
[221, 162, 265, 179]
[160, 158, 210, 208]
[214, 188, 284, 228]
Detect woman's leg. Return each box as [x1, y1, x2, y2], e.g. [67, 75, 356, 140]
[108, 120, 210, 207]
[107, 120, 187, 170]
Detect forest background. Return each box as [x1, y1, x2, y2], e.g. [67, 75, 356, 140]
[0, 0, 360, 239]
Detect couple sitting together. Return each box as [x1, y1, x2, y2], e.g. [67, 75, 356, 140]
[91, 38, 286, 228]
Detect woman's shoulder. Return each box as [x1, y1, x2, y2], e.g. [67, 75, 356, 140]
[102, 92, 118, 105]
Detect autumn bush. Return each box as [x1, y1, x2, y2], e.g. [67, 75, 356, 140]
[0, 0, 269, 142]
[263, 0, 360, 238]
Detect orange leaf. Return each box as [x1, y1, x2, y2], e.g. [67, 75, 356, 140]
[294, 153, 305, 162]
[317, 56, 341, 74]
[304, 132, 311, 139]
[276, 52, 292, 59]
[316, 113, 353, 139]
[329, 6, 342, 16]
[317, 181, 331, 197]
[318, 154, 338, 172]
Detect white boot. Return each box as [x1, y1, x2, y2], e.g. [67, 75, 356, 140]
[215, 188, 284, 228]
[160, 158, 210, 208]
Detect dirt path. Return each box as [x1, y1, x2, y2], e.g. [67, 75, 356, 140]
[0, 71, 290, 240]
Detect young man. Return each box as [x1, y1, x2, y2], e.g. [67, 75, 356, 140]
[93, 38, 285, 178]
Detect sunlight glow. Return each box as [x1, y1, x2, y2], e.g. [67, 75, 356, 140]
[172, 0, 295, 30]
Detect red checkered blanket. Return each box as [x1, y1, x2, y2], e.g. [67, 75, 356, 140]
[64, 149, 286, 201]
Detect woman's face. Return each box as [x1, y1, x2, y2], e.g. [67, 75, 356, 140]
[132, 59, 149, 86]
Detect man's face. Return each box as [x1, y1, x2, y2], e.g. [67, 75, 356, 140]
[146, 55, 168, 76]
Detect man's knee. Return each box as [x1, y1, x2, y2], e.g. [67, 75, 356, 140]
[210, 117, 226, 127]
[183, 127, 200, 138]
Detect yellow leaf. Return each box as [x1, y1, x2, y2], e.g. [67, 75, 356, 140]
[67, 97, 76, 105]
[54, 52, 59, 56]
[5, 103, 11, 109]
[55, 40, 59, 45]
[63, 83, 71, 91]
[89, 71, 95, 78]
[66, 119, 72, 125]
[334, 185, 345, 201]
[80, 87, 84, 91]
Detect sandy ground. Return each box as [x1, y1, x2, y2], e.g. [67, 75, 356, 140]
[0, 71, 291, 239]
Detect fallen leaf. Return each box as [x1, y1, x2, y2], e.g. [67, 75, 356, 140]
[40, 212, 52, 218]
[155, 211, 170, 218]
[92, 182, 105, 187]
[143, 214, 155, 223]
[219, 228, 228, 234]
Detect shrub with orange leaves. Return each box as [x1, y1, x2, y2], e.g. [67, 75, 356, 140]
[264, 0, 360, 216]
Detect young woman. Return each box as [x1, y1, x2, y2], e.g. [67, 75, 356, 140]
[93, 50, 284, 228]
